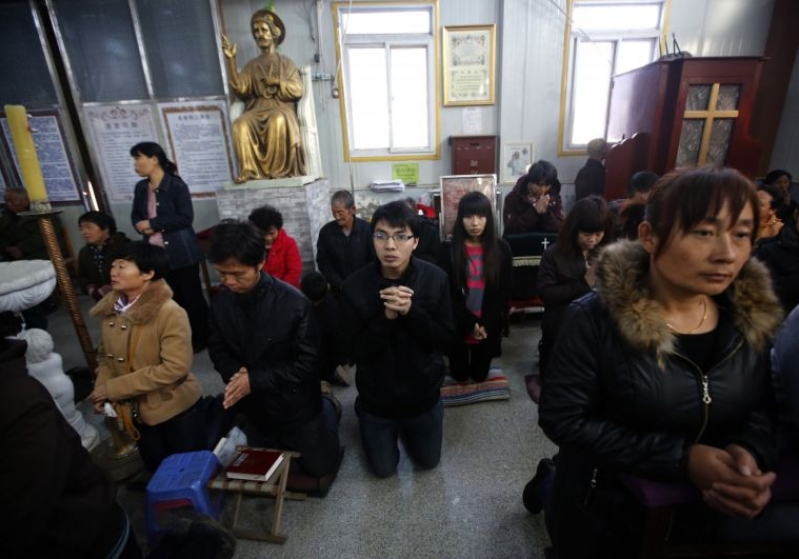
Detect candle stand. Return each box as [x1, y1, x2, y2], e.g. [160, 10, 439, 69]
[23, 204, 142, 476]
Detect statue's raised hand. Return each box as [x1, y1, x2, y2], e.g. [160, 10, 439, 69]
[221, 34, 237, 59]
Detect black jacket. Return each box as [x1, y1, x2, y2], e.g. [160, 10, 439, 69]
[502, 176, 564, 235]
[131, 173, 204, 270]
[341, 258, 454, 418]
[541, 241, 782, 481]
[208, 273, 322, 427]
[753, 219, 799, 313]
[414, 217, 442, 264]
[574, 158, 606, 200]
[316, 217, 375, 292]
[437, 239, 512, 358]
[0, 339, 125, 558]
[0, 209, 62, 260]
[537, 243, 605, 341]
[76, 231, 130, 292]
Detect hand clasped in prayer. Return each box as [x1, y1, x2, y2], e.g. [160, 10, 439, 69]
[380, 285, 414, 319]
[224, 366, 252, 409]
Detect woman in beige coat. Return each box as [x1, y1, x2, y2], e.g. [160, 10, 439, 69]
[89, 241, 202, 471]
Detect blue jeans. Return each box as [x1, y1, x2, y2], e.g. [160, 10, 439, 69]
[355, 398, 443, 478]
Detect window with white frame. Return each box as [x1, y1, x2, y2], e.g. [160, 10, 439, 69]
[561, 0, 665, 153]
[333, 2, 439, 161]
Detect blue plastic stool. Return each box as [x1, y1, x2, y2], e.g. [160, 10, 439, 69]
[145, 450, 220, 544]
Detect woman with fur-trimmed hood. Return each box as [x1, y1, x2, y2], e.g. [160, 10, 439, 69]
[534, 167, 785, 558]
[88, 241, 203, 471]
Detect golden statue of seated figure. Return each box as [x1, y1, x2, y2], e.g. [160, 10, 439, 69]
[221, 10, 306, 182]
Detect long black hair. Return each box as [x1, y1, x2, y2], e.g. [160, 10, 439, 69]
[452, 191, 500, 289]
[556, 195, 613, 259]
[130, 142, 179, 176]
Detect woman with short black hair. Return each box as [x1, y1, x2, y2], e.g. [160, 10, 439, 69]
[77, 210, 130, 301]
[88, 241, 203, 471]
[248, 204, 302, 287]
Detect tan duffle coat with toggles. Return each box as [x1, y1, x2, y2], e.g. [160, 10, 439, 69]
[90, 279, 201, 426]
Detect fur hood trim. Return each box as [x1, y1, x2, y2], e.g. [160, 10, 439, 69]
[595, 240, 783, 362]
[90, 279, 174, 324]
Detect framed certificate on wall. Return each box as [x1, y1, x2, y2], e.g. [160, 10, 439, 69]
[442, 24, 496, 106]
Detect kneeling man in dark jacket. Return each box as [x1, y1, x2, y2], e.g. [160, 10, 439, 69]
[207, 220, 340, 478]
[341, 201, 454, 477]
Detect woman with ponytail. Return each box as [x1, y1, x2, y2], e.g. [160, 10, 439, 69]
[130, 141, 209, 353]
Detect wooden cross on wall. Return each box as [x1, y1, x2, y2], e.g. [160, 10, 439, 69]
[682, 82, 740, 166]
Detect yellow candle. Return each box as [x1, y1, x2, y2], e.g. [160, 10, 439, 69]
[4, 105, 48, 202]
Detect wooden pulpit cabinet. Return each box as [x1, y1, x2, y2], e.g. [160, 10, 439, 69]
[604, 57, 764, 201]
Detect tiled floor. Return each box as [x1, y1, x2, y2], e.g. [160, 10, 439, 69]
[50, 296, 556, 558]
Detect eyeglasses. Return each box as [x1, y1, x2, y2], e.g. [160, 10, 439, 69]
[372, 232, 415, 243]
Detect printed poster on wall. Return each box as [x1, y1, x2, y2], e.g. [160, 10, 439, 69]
[158, 100, 233, 195]
[0, 113, 80, 201]
[84, 104, 159, 203]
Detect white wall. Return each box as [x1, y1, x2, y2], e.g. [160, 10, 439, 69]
[59, 0, 795, 248]
[668, 0, 773, 57]
[216, 0, 789, 194]
[220, 0, 501, 192]
[497, 0, 778, 189]
[499, 0, 571, 181]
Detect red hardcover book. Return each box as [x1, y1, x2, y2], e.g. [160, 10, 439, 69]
[225, 448, 284, 482]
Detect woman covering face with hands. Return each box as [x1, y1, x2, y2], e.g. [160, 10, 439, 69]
[536, 167, 784, 558]
[502, 160, 564, 235]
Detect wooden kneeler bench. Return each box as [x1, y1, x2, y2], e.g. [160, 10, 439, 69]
[207, 448, 306, 543]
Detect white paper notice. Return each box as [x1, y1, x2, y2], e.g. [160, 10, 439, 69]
[158, 100, 233, 194]
[462, 108, 482, 134]
[84, 104, 159, 202]
[1, 115, 80, 202]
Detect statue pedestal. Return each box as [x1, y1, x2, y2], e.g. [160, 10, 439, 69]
[223, 175, 319, 189]
[216, 178, 330, 272]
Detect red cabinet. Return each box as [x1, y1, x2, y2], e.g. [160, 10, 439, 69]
[450, 135, 497, 175]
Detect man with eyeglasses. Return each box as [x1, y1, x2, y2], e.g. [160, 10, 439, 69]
[206, 220, 341, 489]
[316, 190, 375, 295]
[340, 201, 454, 478]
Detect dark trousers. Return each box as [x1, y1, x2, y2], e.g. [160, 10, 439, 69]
[355, 398, 443, 478]
[21, 299, 49, 330]
[242, 398, 341, 477]
[137, 400, 205, 472]
[448, 342, 493, 382]
[165, 263, 208, 351]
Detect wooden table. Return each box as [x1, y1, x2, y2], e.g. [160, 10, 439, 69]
[207, 448, 306, 543]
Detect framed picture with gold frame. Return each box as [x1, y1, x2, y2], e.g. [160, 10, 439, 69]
[442, 24, 496, 106]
